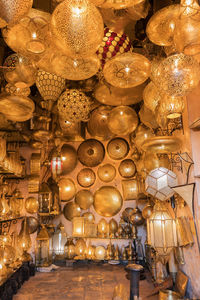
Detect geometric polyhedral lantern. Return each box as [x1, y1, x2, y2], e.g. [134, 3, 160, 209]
[145, 167, 177, 201]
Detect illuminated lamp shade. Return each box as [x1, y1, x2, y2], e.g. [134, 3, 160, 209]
[58, 178, 76, 202]
[3, 54, 37, 88]
[103, 52, 151, 88]
[60, 144, 77, 175]
[72, 217, 85, 237]
[131, 124, 155, 151]
[51, 156, 63, 177]
[157, 95, 185, 119]
[107, 106, 138, 136]
[139, 104, 158, 129]
[91, 0, 144, 9]
[82, 212, 95, 223]
[94, 82, 146, 106]
[75, 189, 94, 210]
[147, 201, 177, 257]
[0, 0, 33, 26]
[143, 81, 161, 113]
[51, 0, 104, 57]
[151, 53, 200, 97]
[49, 54, 100, 80]
[97, 163, 116, 182]
[96, 28, 132, 69]
[77, 168, 96, 188]
[18, 217, 32, 261]
[146, 4, 179, 46]
[145, 167, 177, 201]
[57, 89, 93, 122]
[36, 70, 66, 102]
[109, 218, 118, 238]
[2, 9, 51, 60]
[95, 246, 106, 260]
[0, 93, 35, 122]
[107, 137, 129, 160]
[5, 83, 30, 97]
[141, 136, 182, 154]
[94, 186, 123, 217]
[87, 106, 114, 141]
[98, 218, 108, 237]
[52, 222, 67, 257]
[118, 159, 136, 178]
[25, 196, 39, 214]
[173, 0, 200, 58]
[75, 238, 86, 258]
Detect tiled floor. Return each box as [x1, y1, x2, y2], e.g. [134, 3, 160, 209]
[13, 263, 158, 300]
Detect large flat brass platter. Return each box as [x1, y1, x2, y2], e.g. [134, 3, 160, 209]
[107, 138, 129, 160]
[146, 4, 180, 46]
[63, 201, 81, 221]
[141, 136, 182, 153]
[0, 94, 35, 122]
[77, 139, 105, 167]
[94, 186, 123, 217]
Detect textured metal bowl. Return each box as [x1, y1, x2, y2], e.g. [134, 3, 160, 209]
[141, 136, 182, 153]
[77, 168, 96, 187]
[77, 139, 105, 167]
[107, 137, 129, 160]
[75, 189, 94, 210]
[63, 201, 81, 221]
[97, 163, 116, 182]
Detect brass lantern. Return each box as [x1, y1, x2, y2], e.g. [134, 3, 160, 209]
[147, 201, 177, 258]
[72, 217, 85, 237]
[18, 217, 32, 261]
[157, 95, 185, 119]
[52, 222, 67, 259]
[38, 182, 53, 215]
[36, 225, 52, 267]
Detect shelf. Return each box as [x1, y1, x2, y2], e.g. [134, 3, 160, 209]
[72, 236, 133, 240]
[0, 216, 24, 223]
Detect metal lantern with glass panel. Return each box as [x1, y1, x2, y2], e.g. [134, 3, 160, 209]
[35, 225, 52, 267]
[147, 201, 177, 261]
[52, 222, 67, 259]
[38, 182, 53, 215]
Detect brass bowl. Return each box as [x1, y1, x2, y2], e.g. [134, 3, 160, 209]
[63, 201, 81, 221]
[94, 186, 123, 217]
[122, 207, 134, 223]
[77, 168, 96, 187]
[107, 137, 129, 160]
[25, 196, 39, 214]
[130, 207, 144, 226]
[75, 189, 94, 210]
[58, 178, 76, 201]
[61, 144, 78, 175]
[22, 216, 39, 234]
[118, 159, 136, 178]
[97, 163, 116, 182]
[77, 139, 105, 167]
[141, 136, 182, 153]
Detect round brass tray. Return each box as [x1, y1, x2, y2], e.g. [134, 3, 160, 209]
[141, 136, 182, 153]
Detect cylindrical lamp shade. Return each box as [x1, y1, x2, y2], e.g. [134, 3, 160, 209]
[51, 157, 63, 177]
[147, 201, 177, 257]
[51, 0, 104, 57]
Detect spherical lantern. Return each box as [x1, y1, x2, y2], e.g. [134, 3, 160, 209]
[147, 201, 177, 257]
[36, 70, 66, 102]
[77, 139, 105, 167]
[146, 4, 179, 46]
[131, 124, 155, 151]
[94, 186, 123, 217]
[87, 106, 114, 141]
[77, 168, 96, 187]
[139, 105, 158, 129]
[145, 167, 177, 201]
[49, 54, 100, 80]
[58, 178, 76, 201]
[5, 83, 30, 97]
[143, 81, 161, 113]
[96, 27, 132, 68]
[3, 54, 36, 88]
[103, 52, 151, 88]
[51, 0, 104, 57]
[95, 246, 106, 260]
[0, 0, 33, 26]
[57, 89, 93, 122]
[157, 95, 185, 119]
[94, 82, 145, 106]
[75, 190, 93, 210]
[119, 159, 136, 178]
[107, 106, 138, 135]
[82, 212, 95, 223]
[60, 144, 77, 175]
[63, 202, 81, 221]
[0, 94, 35, 122]
[2, 9, 51, 60]
[25, 196, 39, 214]
[151, 53, 200, 97]
[97, 163, 116, 182]
[107, 137, 129, 160]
